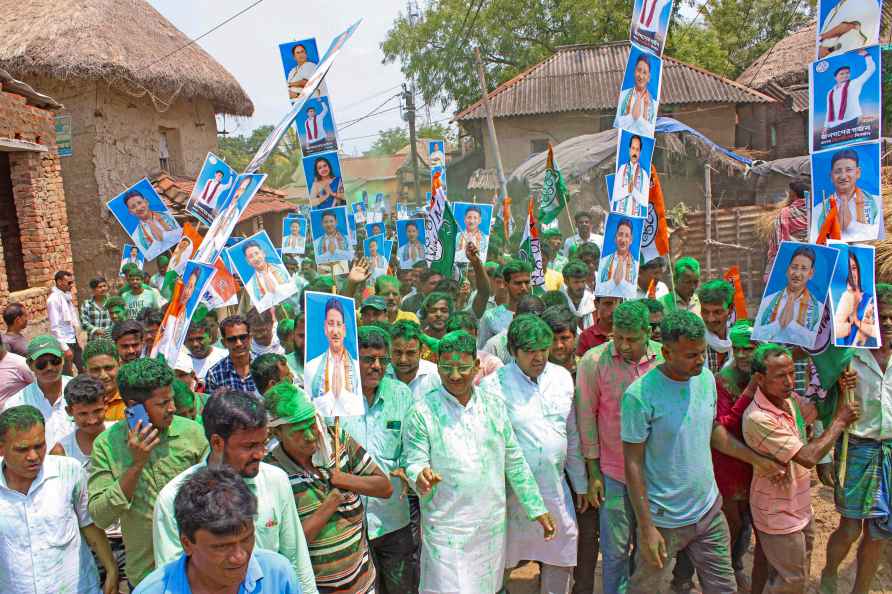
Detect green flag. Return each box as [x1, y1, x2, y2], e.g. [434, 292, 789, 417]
[425, 172, 458, 277]
[538, 144, 568, 225]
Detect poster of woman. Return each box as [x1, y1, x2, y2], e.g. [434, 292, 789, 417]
[279, 38, 328, 100]
[186, 153, 236, 225]
[303, 151, 346, 209]
[596, 213, 644, 299]
[753, 241, 839, 348]
[453, 202, 493, 264]
[303, 291, 364, 417]
[281, 215, 308, 255]
[119, 244, 145, 276]
[817, 0, 881, 59]
[225, 231, 294, 313]
[614, 45, 662, 138]
[830, 242, 880, 347]
[310, 206, 353, 265]
[630, 0, 674, 56]
[107, 178, 182, 261]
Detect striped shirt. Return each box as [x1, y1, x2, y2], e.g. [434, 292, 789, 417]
[80, 298, 112, 339]
[265, 428, 379, 593]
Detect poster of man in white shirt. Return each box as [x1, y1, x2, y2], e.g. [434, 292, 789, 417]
[295, 96, 338, 155]
[281, 215, 308, 255]
[809, 142, 883, 243]
[614, 47, 662, 138]
[630, 0, 674, 55]
[809, 45, 880, 153]
[612, 130, 653, 218]
[817, 0, 881, 59]
[280, 38, 328, 100]
[185, 152, 236, 226]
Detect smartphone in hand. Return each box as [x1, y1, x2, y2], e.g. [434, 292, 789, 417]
[125, 404, 152, 430]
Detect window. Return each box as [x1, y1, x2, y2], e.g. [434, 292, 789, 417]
[0, 153, 28, 291]
[158, 127, 184, 175]
[529, 138, 549, 157]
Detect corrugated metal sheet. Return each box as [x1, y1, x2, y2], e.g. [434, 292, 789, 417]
[758, 81, 809, 113]
[456, 42, 775, 122]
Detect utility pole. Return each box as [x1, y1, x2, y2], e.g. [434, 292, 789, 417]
[473, 48, 509, 209]
[404, 83, 422, 208]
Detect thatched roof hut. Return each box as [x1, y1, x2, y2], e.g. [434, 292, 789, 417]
[0, 0, 253, 116]
[736, 22, 815, 90]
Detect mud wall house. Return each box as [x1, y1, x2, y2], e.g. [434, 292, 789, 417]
[0, 69, 74, 327]
[0, 0, 253, 293]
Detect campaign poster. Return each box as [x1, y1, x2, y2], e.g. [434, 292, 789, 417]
[303, 151, 346, 210]
[303, 291, 364, 417]
[119, 244, 145, 276]
[452, 202, 493, 263]
[169, 223, 203, 277]
[396, 202, 410, 220]
[365, 221, 387, 239]
[809, 141, 883, 243]
[612, 129, 654, 218]
[396, 218, 426, 269]
[595, 212, 644, 299]
[192, 173, 266, 266]
[829, 242, 881, 348]
[429, 139, 447, 191]
[817, 0, 882, 59]
[187, 153, 237, 226]
[151, 260, 216, 362]
[282, 214, 308, 255]
[201, 256, 239, 309]
[352, 200, 368, 225]
[809, 45, 881, 153]
[614, 44, 662, 138]
[310, 205, 353, 265]
[295, 96, 339, 156]
[752, 241, 839, 348]
[279, 37, 329, 101]
[225, 231, 294, 313]
[363, 233, 392, 280]
[630, 0, 674, 56]
[106, 178, 182, 262]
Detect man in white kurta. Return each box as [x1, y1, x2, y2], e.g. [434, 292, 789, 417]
[480, 315, 588, 593]
[822, 50, 876, 133]
[403, 330, 553, 594]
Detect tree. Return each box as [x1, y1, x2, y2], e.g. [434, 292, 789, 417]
[364, 122, 453, 156]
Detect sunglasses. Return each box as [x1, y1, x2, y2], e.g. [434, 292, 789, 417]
[35, 356, 63, 370]
[224, 333, 250, 344]
[437, 363, 475, 375]
[359, 355, 391, 367]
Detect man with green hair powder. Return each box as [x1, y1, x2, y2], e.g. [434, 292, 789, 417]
[476, 259, 532, 350]
[403, 330, 553, 593]
[149, 254, 169, 292]
[480, 315, 586, 592]
[660, 256, 701, 317]
[698, 279, 735, 373]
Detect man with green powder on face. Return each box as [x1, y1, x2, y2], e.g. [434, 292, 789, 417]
[660, 257, 702, 317]
[402, 330, 555, 594]
[481, 315, 587, 593]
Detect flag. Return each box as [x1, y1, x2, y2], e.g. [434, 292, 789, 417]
[519, 197, 545, 292]
[538, 144, 568, 225]
[723, 266, 749, 320]
[425, 171, 458, 277]
[502, 194, 514, 240]
[650, 165, 670, 256]
[816, 197, 842, 245]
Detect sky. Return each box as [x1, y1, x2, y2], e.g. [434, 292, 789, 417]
[147, 0, 452, 155]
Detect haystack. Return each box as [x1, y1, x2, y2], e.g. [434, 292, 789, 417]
[0, 0, 253, 116]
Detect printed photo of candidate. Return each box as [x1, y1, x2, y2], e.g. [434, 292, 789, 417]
[193, 173, 266, 266]
[614, 45, 662, 138]
[226, 231, 294, 313]
[612, 129, 654, 217]
[282, 215, 308, 255]
[303, 151, 346, 210]
[107, 178, 182, 261]
[363, 233, 392, 280]
[397, 218, 426, 269]
[169, 223, 202, 277]
[810, 141, 882, 243]
[829, 242, 880, 348]
[310, 205, 353, 265]
[296, 96, 338, 156]
[630, 0, 674, 56]
[352, 200, 368, 225]
[809, 45, 881, 153]
[365, 221, 387, 239]
[151, 260, 216, 362]
[279, 37, 328, 100]
[186, 152, 236, 225]
[596, 213, 644, 299]
[119, 244, 144, 276]
[753, 241, 839, 348]
[453, 202, 494, 264]
[817, 0, 881, 59]
[303, 291, 364, 417]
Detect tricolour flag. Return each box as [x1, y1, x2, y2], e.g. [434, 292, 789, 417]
[640, 165, 670, 263]
[425, 171, 458, 277]
[723, 266, 749, 321]
[519, 197, 545, 292]
[538, 144, 568, 225]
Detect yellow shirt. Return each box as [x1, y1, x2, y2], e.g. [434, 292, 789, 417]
[544, 268, 564, 292]
[105, 394, 126, 421]
[395, 310, 420, 324]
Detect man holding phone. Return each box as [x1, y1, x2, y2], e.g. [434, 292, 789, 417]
[88, 358, 208, 588]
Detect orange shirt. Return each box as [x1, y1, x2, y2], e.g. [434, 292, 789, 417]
[105, 393, 126, 422]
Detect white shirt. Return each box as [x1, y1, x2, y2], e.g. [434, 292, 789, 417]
[304, 101, 329, 143]
[634, 0, 670, 34]
[481, 363, 587, 568]
[185, 346, 228, 380]
[848, 349, 892, 441]
[824, 54, 875, 127]
[635, 280, 670, 299]
[560, 233, 603, 258]
[819, 0, 881, 56]
[0, 455, 100, 594]
[287, 61, 328, 97]
[46, 286, 79, 346]
[561, 287, 596, 331]
[251, 337, 286, 358]
[387, 359, 441, 400]
[4, 377, 74, 451]
[196, 178, 232, 209]
[614, 161, 650, 209]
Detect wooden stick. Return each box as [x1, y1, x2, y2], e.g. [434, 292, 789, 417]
[564, 205, 577, 237]
[333, 416, 342, 470]
[838, 362, 854, 488]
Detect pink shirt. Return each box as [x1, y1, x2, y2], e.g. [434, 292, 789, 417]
[742, 389, 816, 535]
[576, 340, 662, 483]
[474, 350, 503, 386]
[0, 352, 34, 406]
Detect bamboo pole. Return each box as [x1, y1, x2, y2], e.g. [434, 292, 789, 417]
[838, 363, 854, 488]
[333, 416, 342, 470]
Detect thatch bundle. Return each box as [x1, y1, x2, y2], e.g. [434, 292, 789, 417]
[736, 22, 815, 89]
[0, 0, 253, 116]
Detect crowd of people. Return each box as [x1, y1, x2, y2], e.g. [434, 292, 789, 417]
[0, 197, 889, 594]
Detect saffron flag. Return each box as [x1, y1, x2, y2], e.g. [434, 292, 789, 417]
[425, 171, 458, 277]
[723, 266, 749, 321]
[519, 197, 545, 292]
[816, 197, 842, 245]
[538, 144, 569, 225]
[640, 165, 670, 263]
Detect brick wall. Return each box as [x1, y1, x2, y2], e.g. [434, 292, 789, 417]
[0, 82, 74, 331]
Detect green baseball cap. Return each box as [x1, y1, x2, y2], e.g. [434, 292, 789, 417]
[27, 335, 64, 361]
[361, 296, 387, 312]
